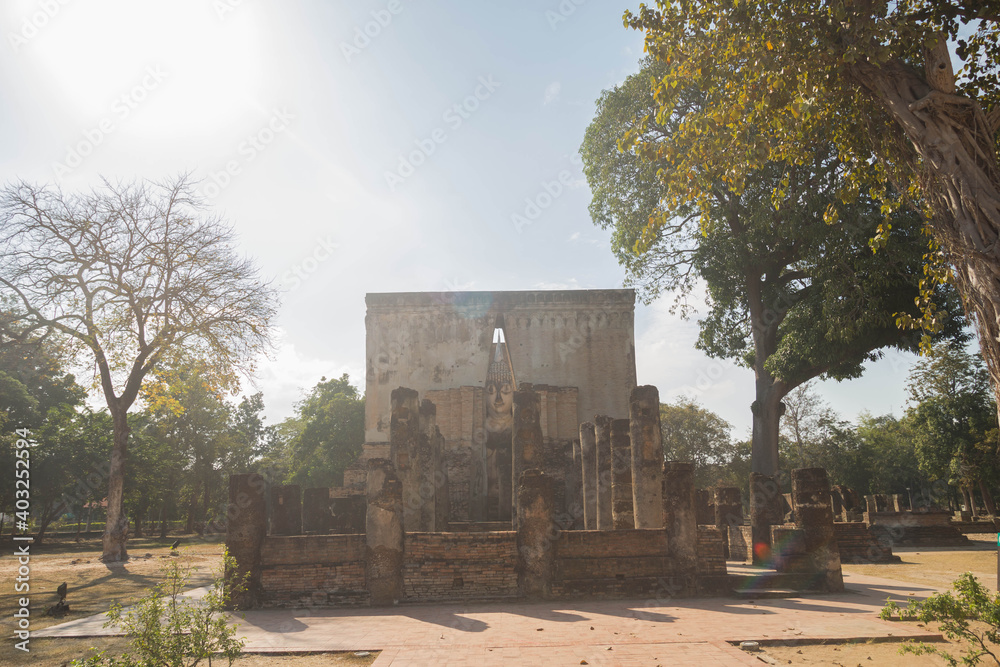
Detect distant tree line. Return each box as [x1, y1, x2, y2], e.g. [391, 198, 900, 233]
[661, 342, 999, 514]
[0, 323, 364, 542]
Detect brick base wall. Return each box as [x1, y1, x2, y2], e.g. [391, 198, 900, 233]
[403, 531, 518, 601]
[547, 528, 728, 599]
[697, 526, 726, 575]
[256, 528, 732, 607]
[260, 534, 369, 607]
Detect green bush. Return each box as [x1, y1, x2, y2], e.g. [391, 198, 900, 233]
[72, 549, 247, 667]
[880, 572, 1000, 666]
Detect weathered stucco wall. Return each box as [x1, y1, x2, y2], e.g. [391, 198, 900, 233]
[365, 290, 637, 443]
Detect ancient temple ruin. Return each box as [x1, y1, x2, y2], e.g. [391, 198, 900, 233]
[360, 289, 637, 525]
[226, 289, 848, 608]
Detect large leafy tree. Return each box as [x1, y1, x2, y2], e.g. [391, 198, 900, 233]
[146, 360, 239, 535]
[267, 374, 364, 489]
[0, 176, 278, 561]
[660, 398, 735, 487]
[0, 316, 101, 541]
[582, 61, 964, 480]
[623, 1, 1000, 425]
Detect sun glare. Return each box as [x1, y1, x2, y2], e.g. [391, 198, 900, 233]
[15, 0, 266, 134]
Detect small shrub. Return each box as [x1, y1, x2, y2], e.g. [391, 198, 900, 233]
[880, 572, 1000, 666]
[72, 549, 247, 667]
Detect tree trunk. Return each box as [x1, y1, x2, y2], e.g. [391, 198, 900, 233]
[158, 500, 168, 539]
[186, 473, 202, 534]
[133, 514, 143, 538]
[36, 500, 57, 545]
[968, 485, 980, 516]
[102, 406, 130, 562]
[85, 504, 93, 534]
[751, 383, 786, 475]
[852, 59, 1000, 434]
[200, 470, 211, 536]
[75, 505, 83, 540]
[979, 478, 996, 517]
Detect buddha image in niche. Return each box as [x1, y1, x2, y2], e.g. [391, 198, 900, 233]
[485, 347, 514, 434]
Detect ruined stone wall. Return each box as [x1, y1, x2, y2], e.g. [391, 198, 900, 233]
[365, 290, 636, 443]
[425, 384, 579, 522]
[402, 532, 518, 601]
[259, 535, 368, 607]
[424, 386, 483, 522]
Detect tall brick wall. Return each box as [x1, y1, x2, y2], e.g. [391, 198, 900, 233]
[260, 534, 368, 607]
[402, 531, 518, 601]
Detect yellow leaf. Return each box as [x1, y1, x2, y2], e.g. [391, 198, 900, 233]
[766, 40, 773, 50]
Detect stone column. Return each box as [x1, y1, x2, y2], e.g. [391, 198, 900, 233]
[269, 484, 301, 536]
[791, 467, 844, 592]
[390, 388, 433, 532]
[516, 469, 556, 599]
[225, 473, 266, 609]
[366, 458, 404, 605]
[512, 388, 543, 526]
[749, 472, 782, 565]
[714, 486, 742, 560]
[580, 422, 597, 530]
[567, 438, 584, 529]
[302, 488, 330, 534]
[892, 494, 903, 513]
[610, 418, 634, 530]
[594, 415, 613, 531]
[630, 386, 665, 529]
[433, 426, 450, 532]
[662, 461, 697, 572]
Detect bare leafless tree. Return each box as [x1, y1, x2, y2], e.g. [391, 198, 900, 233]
[0, 175, 278, 561]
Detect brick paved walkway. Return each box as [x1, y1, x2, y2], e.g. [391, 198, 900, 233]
[38, 570, 944, 665]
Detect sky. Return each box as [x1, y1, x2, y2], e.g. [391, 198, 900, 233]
[0, 0, 937, 439]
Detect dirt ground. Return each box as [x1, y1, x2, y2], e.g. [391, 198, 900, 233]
[4, 533, 1000, 666]
[759, 535, 1000, 665]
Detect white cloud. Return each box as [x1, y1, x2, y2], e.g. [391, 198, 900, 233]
[542, 81, 562, 106]
[248, 328, 363, 425]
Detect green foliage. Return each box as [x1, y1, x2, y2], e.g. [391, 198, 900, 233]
[621, 1, 998, 230]
[904, 343, 998, 487]
[659, 398, 735, 487]
[145, 359, 246, 531]
[72, 550, 247, 667]
[582, 53, 965, 474]
[621, 1, 999, 362]
[264, 374, 364, 488]
[880, 572, 1000, 665]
